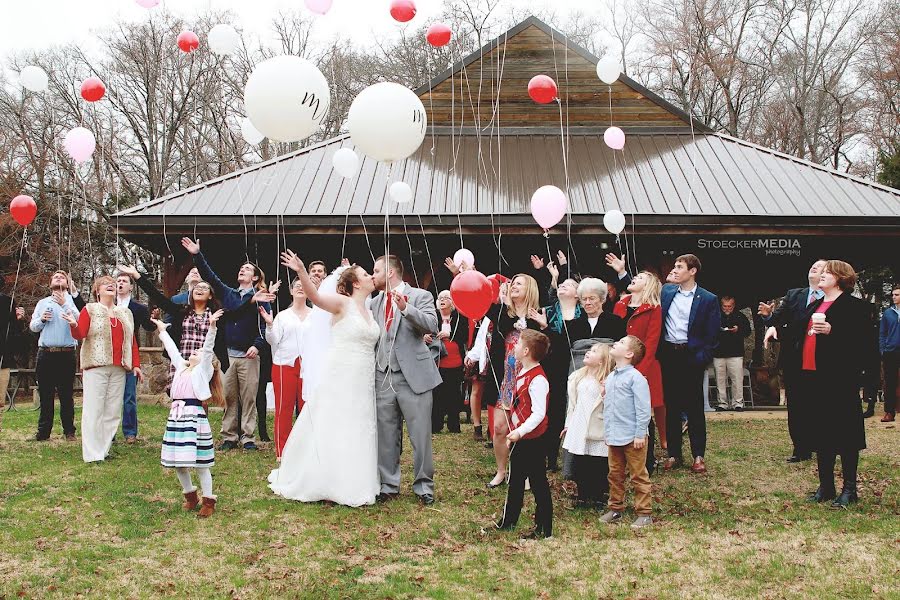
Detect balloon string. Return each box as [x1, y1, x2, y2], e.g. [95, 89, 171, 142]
[417, 214, 438, 296]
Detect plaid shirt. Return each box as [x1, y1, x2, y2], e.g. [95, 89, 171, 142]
[168, 310, 212, 384]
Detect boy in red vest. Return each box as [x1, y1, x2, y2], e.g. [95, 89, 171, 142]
[496, 329, 553, 538]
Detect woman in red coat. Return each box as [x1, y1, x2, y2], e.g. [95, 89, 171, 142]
[614, 271, 667, 450]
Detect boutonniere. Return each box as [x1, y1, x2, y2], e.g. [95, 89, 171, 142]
[514, 317, 527, 331]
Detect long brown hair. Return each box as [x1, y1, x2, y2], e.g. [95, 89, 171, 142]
[337, 266, 362, 296]
[208, 358, 226, 407]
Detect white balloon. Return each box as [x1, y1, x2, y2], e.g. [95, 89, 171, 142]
[243, 55, 330, 143]
[390, 181, 413, 204]
[348, 82, 426, 163]
[208, 24, 240, 56]
[603, 209, 626, 235]
[20, 66, 49, 93]
[453, 248, 475, 269]
[596, 58, 621, 85]
[240, 118, 265, 145]
[332, 148, 360, 179]
[63, 127, 96, 164]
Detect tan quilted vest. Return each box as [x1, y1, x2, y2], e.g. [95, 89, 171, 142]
[80, 303, 135, 370]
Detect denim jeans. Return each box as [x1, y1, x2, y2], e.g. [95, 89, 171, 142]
[121, 371, 138, 438]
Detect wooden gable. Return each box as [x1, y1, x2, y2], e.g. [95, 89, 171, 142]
[417, 18, 700, 132]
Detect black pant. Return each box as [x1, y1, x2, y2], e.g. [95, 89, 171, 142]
[572, 454, 609, 502]
[783, 369, 813, 456]
[36, 350, 76, 438]
[883, 350, 899, 414]
[432, 367, 463, 432]
[816, 449, 859, 493]
[501, 437, 553, 536]
[660, 346, 706, 460]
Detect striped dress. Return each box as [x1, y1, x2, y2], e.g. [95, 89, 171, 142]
[159, 326, 217, 469]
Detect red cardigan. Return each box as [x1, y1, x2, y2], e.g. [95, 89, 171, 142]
[614, 296, 663, 408]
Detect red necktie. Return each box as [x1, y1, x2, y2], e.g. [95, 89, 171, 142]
[385, 292, 394, 331]
[808, 292, 816, 306]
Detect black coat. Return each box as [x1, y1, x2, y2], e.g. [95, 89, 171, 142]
[0, 294, 23, 369]
[438, 311, 469, 364]
[765, 287, 813, 370]
[485, 305, 545, 406]
[786, 292, 869, 452]
[567, 311, 626, 344]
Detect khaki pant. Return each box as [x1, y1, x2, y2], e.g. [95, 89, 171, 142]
[714, 356, 744, 408]
[81, 365, 126, 462]
[0, 368, 9, 407]
[607, 442, 652, 515]
[221, 356, 260, 444]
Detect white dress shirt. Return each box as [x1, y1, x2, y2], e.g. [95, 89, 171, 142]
[266, 308, 308, 366]
[665, 284, 697, 344]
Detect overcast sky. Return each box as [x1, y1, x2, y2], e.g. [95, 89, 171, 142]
[0, 0, 607, 61]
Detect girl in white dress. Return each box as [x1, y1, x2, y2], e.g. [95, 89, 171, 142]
[561, 343, 615, 509]
[268, 251, 381, 507]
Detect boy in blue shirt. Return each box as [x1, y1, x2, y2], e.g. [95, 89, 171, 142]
[600, 335, 653, 529]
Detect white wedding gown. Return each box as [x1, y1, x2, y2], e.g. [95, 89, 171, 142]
[268, 302, 381, 507]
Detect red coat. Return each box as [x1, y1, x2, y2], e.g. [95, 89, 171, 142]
[614, 296, 664, 408]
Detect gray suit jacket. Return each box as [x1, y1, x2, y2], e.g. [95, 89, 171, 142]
[371, 285, 442, 394]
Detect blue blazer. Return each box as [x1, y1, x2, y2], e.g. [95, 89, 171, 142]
[660, 283, 720, 367]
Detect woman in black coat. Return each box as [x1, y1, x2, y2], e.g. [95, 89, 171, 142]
[787, 260, 869, 508]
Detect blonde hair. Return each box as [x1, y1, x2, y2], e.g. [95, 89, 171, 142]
[571, 343, 614, 391]
[91, 275, 116, 301]
[208, 358, 225, 407]
[637, 271, 662, 308]
[507, 274, 540, 318]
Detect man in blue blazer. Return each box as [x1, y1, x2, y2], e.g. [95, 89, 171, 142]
[115, 273, 157, 442]
[658, 254, 720, 474]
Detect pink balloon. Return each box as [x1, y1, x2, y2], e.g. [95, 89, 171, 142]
[530, 185, 567, 230]
[304, 0, 333, 15]
[63, 127, 96, 164]
[604, 126, 626, 150]
[135, 0, 159, 7]
[453, 248, 475, 269]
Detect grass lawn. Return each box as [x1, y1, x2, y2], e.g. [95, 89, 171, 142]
[0, 402, 897, 599]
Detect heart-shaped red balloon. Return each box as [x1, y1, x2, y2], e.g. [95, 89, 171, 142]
[80, 77, 106, 102]
[390, 0, 416, 23]
[10, 195, 37, 227]
[450, 270, 494, 321]
[177, 31, 200, 53]
[528, 74, 558, 104]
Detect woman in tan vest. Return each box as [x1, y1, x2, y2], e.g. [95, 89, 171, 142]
[62, 275, 142, 462]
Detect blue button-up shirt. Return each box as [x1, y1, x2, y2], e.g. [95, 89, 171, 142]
[806, 287, 824, 306]
[30, 294, 79, 348]
[665, 284, 696, 344]
[602, 364, 651, 446]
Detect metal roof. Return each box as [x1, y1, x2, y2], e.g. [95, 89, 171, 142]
[114, 131, 900, 233]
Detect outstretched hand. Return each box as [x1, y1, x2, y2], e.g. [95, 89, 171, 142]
[181, 237, 200, 255]
[209, 309, 224, 327]
[604, 253, 625, 274]
[530, 254, 545, 270]
[116, 264, 140, 280]
[258, 304, 274, 325]
[280, 249, 304, 273]
[252, 290, 276, 304]
[443, 257, 459, 276]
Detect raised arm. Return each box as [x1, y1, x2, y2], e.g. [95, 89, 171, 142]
[120, 265, 185, 318]
[151, 318, 185, 368]
[280, 249, 346, 315]
[182, 238, 232, 300]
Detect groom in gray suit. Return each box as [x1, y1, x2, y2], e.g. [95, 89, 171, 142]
[371, 255, 442, 505]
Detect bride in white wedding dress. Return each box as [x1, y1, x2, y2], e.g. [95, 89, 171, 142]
[268, 251, 380, 507]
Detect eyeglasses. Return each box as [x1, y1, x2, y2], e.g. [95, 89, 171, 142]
[580, 295, 601, 302]
[194, 285, 212, 291]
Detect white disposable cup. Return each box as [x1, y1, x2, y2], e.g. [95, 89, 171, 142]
[811, 313, 826, 323]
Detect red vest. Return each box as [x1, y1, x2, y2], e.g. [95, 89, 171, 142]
[511, 365, 549, 440]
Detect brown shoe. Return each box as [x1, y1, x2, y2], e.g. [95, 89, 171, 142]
[182, 489, 199, 511]
[198, 496, 216, 518]
[663, 457, 682, 471]
[881, 412, 895, 422]
[125, 436, 137, 444]
[65, 434, 77, 442]
[690, 457, 707, 474]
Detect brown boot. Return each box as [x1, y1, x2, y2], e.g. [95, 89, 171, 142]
[182, 489, 199, 510]
[198, 496, 216, 518]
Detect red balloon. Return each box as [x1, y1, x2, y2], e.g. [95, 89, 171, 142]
[450, 270, 494, 321]
[80, 77, 106, 102]
[10, 195, 37, 227]
[390, 0, 416, 23]
[528, 74, 557, 104]
[177, 31, 200, 53]
[486, 273, 508, 301]
[426, 23, 452, 47]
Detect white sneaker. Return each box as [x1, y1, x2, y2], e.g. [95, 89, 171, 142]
[631, 516, 653, 529]
[600, 510, 623, 524]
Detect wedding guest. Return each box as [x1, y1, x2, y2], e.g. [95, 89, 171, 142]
[569, 278, 626, 342]
[170, 268, 202, 304]
[62, 275, 142, 463]
[496, 329, 553, 538]
[485, 274, 544, 489]
[431, 291, 469, 434]
[155, 310, 224, 518]
[613, 271, 667, 451]
[604, 253, 634, 312]
[29, 271, 85, 441]
[533, 270, 582, 471]
[115, 273, 155, 443]
[464, 316, 493, 441]
[878, 284, 900, 422]
[181, 238, 271, 451]
[562, 342, 615, 509]
[0, 291, 24, 409]
[789, 261, 868, 507]
[600, 335, 653, 529]
[760, 259, 827, 462]
[713, 296, 751, 411]
[308, 261, 327, 288]
[259, 279, 310, 459]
